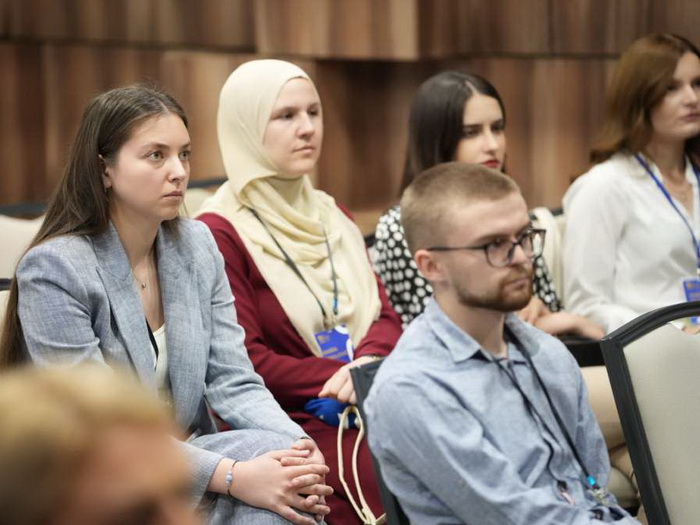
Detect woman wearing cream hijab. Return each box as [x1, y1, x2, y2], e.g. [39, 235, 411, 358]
[198, 60, 402, 523]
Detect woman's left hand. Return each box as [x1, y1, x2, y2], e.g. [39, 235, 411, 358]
[534, 311, 605, 340]
[518, 296, 548, 324]
[284, 439, 330, 523]
[318, 355, 377, 405]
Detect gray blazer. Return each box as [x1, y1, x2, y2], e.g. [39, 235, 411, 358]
[17, 219, 304, 499]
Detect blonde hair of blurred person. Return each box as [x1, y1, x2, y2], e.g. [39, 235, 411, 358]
[0, 365, 199, 525]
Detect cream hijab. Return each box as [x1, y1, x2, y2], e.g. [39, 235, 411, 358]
[197, 59, 380, 356]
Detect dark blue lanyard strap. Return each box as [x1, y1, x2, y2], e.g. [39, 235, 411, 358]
[249, 208, 339, 321]
[497, 328, 602, 494]
[635, 153, 700, 274]
[501, 328, 623, 515]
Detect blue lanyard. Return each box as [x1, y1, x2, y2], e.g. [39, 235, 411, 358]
[635, 153, 700, 275]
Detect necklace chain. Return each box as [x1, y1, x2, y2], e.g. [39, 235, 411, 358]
[131, 272, 148, 290]
[131, 249, 155, 291]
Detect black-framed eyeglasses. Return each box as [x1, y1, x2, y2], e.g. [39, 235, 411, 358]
[426, 228, 546, 268]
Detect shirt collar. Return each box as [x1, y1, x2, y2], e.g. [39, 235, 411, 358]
[423, 298, 541, 364]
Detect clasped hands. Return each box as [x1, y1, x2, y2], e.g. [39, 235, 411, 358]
[228, 438, 332, 524]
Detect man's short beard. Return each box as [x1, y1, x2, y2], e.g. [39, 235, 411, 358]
[455, 266, 533, 313]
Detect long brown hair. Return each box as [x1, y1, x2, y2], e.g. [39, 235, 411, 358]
[0, 85, 188, 368]
[591, 33, 700, 163]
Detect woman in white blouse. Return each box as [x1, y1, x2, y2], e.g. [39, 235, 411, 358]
[564, 33, 700, 334]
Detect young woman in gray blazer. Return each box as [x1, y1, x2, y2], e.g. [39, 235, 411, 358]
[0, 86, 331, 525]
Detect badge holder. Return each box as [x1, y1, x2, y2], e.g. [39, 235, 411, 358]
[683, 278, 700, 326]
[315, 323, 354, 363]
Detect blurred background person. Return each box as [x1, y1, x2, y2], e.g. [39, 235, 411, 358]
[564, 33, 700, 334]
[374, 70, 602, 339]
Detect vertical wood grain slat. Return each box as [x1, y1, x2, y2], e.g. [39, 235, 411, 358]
[42, 45, 261, 192]
[0, 44, 46, 205]
[423, 0, 551, 55]
[650, 0, 700, 45]
[255, 0, 419, 59]
[9, 0, 254, 49]
[315, 61, 435, 209]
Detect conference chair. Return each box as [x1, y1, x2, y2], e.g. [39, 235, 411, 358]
[0, 215, 43, 278]
[350, 360, 411, 525]
[601, 301, 700, 525]
[0, 280, 11, 337]
[530, 206, 566, 302]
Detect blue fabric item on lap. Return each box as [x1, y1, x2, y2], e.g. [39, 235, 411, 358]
[304, 398, 358, 428]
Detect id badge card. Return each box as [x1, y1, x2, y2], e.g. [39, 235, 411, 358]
[315, 324, 355, 362]
[682, 277, 700, 325]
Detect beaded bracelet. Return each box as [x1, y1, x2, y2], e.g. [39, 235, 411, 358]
[225, 459, 238, 497]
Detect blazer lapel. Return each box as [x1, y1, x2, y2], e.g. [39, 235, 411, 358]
[93, 224, 157, 388]
[157, 227, 206, 428]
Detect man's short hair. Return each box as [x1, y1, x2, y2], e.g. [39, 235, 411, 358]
[0, 365, 171, 524]
[400, 162, 520, 254]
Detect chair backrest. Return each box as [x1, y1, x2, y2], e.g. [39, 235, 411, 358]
[601, 301, 700, 525]
[351, 360, 411, 525]
[530, 206, 566, 303]
[0, 287, 10, 337]
[181, 187, 215, 217]
[0, 215, 43, 278]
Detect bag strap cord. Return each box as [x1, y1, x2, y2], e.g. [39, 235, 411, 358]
[337, 405, 387, 525]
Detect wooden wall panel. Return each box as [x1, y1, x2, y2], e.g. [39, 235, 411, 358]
[42, 46, 262, 191]
[4, 0, 700, 219]
[314, 61, 434, 211]
[42, 45, 163, 189]
[255, 0, 419, 59]
[0, 0, 12, 36]
[650, 0, 700, 43]
[157, 51, 257, 182]
[526, 59, 615, 206]
[419, 0, 700, 57]
[7, 0, 254, 48]
[0, 44, 46, 205]
[419, 0, 551, 56]
[311, 56, 615, 214]
[550, 0, 651, 54]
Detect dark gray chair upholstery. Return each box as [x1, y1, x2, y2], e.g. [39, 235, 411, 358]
[350, 360, 410, 525]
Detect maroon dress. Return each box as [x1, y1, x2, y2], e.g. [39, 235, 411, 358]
[199, 212, 403, 524]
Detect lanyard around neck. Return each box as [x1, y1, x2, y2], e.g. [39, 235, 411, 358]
[249, 208, 339, 323]
[635, 153, 700, 275]
[492, 327, 608, 503]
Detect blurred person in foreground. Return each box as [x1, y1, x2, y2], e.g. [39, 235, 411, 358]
[0, 365, 200, 525]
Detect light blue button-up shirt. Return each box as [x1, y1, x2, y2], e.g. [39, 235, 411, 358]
[365, 298, 638, 524]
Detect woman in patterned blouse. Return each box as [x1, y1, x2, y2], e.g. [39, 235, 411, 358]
[374, 70, 603, 339]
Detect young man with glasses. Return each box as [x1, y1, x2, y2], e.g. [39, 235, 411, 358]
[365, 162, 638, 524]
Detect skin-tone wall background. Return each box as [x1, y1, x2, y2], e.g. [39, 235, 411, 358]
[2, 0, 700, 233]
